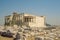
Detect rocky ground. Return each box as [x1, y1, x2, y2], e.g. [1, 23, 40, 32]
[0, 36, 13, 40]
[0, 25, 60, 40]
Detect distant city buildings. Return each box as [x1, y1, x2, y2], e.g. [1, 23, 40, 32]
[5, 12, 46, 28]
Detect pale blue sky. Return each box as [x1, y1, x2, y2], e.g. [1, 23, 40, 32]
[0, 0, 60, 25]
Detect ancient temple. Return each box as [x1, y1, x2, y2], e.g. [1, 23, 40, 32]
[5, 12, 46, 27]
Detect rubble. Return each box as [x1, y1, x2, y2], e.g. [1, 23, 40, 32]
[0, 25, 60, 40]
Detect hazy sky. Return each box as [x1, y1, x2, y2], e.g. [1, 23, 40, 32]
[0, 0, 60, 25]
